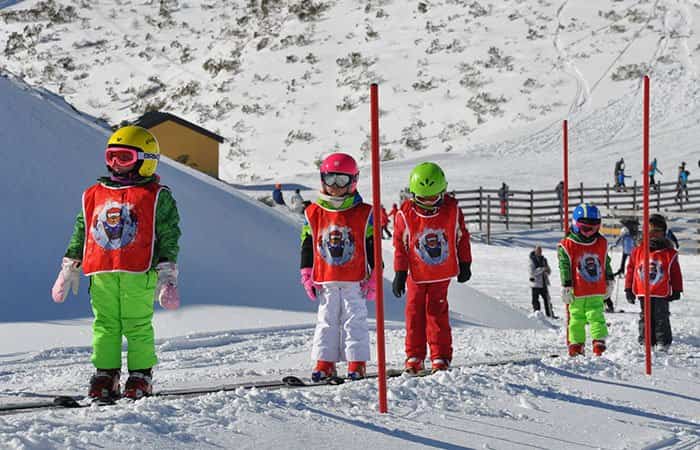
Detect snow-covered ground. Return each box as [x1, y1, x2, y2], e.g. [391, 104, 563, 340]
[1, 70, 699, 449]
[2, 0, 700, 448]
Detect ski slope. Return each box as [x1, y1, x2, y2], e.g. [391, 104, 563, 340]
[1, 71, 699, 449]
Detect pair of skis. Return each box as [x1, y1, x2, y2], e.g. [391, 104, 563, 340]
[1, 354, 560, 415]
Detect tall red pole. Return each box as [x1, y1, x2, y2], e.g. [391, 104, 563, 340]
[563, 120, 570, 347]
[563, 120, 569, 235]
[370, 83, 388, 412]
[643, 76, 652, 375]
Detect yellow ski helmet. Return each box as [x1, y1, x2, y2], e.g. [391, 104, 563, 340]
[106, 126, 160, 177]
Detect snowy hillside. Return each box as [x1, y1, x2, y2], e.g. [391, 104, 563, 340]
[2, 0, 700, 189]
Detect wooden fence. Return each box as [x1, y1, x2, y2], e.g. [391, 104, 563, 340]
[454, 179, 700, 231]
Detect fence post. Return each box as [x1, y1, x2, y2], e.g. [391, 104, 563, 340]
[633, 180, 637, 210]
[487, 195, 491, 245]
[656, 182, 661, 211]
[505, 197, 510, 231]
[579, 181, 584, 204]
[478, 187, 483, 231]
[606, 183, 610, 209]
[529, 189, 534, 229]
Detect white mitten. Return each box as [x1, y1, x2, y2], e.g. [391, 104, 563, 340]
[561, 286, 574, 305]
[155, 262, 180, 310]
[51, 258, 81, 303]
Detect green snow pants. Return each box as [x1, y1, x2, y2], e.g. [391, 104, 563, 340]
[89, 271, 158, 371]
[568, 295, 608, 344]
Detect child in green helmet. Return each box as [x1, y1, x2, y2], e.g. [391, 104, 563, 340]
[51, 125, 181, 402]
[391, 162, 472, 374]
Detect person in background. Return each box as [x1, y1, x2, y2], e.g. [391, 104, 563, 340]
[289, 188, 305, 214]
[380, 205, 392, 239]
[272, 183, 286, 206]
[529, 246, 555, 318]
[555, 181, 564, 216]
[498, 182, 513, 216]
[388, 203, 398, 226]
[675, 162, 690, 204]
[648, 158, 663, 190]
[624, 214, 683, 352]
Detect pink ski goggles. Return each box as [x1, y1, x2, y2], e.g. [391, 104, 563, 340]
[105, 147, 140, 167]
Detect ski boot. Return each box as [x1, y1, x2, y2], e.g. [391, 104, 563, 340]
[88, 369, 121, 403]
[123, 369, 153, 400]
[592, 340, 606, 356]
[311, 360, 337, 382]
[404, 356, 425, 376]
[347, 361, 366, 380]
[568, 343, 585, 357]
[655, 343, 671, 353]
[431, 359, 450, 374]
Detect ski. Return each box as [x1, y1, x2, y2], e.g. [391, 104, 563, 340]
[0, 354, 561, 415]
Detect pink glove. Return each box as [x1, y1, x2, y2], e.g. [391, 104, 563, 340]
[361, 269, 378, 301]
[156, 262, 180, 310]
[51, 257, 81, 303]
[300, 268, 317, 301]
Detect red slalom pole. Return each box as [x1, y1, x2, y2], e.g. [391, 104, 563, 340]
[370, 83, 388, 412]
[643, 76, 652, 375]
[563, 120, 570, 347]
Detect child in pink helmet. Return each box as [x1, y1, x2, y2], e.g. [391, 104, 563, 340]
[299, 152, 377, 381]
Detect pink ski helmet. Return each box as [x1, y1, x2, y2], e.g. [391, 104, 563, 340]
[319, 153, 359, 192]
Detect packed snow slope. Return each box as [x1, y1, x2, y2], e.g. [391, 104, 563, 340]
[2, 0, 700, 189]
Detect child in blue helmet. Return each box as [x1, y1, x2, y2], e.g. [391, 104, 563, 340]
[557, 204, 615, 356]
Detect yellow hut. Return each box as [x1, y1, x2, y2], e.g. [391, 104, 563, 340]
[135, 112, 224, 178]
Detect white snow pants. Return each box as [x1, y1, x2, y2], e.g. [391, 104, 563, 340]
[311, 282, 370, 362]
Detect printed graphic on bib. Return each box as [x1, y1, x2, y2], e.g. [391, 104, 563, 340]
[637, 260, 664, 285]
[414, 228, 449, 265]
[318, 226, 355, 265]
[577, 253, 602, 283]
[91, 201, 138, 250]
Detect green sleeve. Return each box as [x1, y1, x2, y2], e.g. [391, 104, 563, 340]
[557, 245, 572, 287]
[154, 188, 181, 264]
[64, 211, 85, 260]
[605, 254, 614, 280]
[300, 223, 311, 245]
[366, 224, 374, 238]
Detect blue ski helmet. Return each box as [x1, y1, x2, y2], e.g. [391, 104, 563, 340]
[572, 203, 601, 236]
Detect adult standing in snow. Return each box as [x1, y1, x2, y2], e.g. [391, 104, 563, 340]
[675, 162, 690, 204]
[388, 203, 398, 227]
[299, 153, 375, 381]
[558, 203, 614, 357]
[529, 246, 555, 318]
[392, 162, 472, 375]
[498, 182, 512, 216]
[51, 126, 181, 402]
[648, 158, 662, 190]
[611, 218, 638, 277]
[272, 183, 286, 206]
[624, 214, 683, 352]
[289, 188, 305, 214]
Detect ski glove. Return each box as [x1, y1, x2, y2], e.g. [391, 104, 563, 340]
[156, 262, 180, 310]
[667, 291, 681, 301]
[392, 271, 407, 298]
[457, 262, 471, 283]
[361, 269, 378, 301]
[300, 268, 317, 301]
[51, 257, 81, 303]
[625, 289, 636, 304]
[561, 286, 574, 304]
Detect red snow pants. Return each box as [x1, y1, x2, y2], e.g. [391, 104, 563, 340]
[405, 278, 452, 362]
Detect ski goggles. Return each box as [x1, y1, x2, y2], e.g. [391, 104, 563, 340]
[574, 220, 600, 237]
[105, 147, 140, 167]
[321, 172, 355, 188]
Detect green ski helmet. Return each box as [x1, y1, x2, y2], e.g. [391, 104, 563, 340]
[409, 162, 447, 207]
